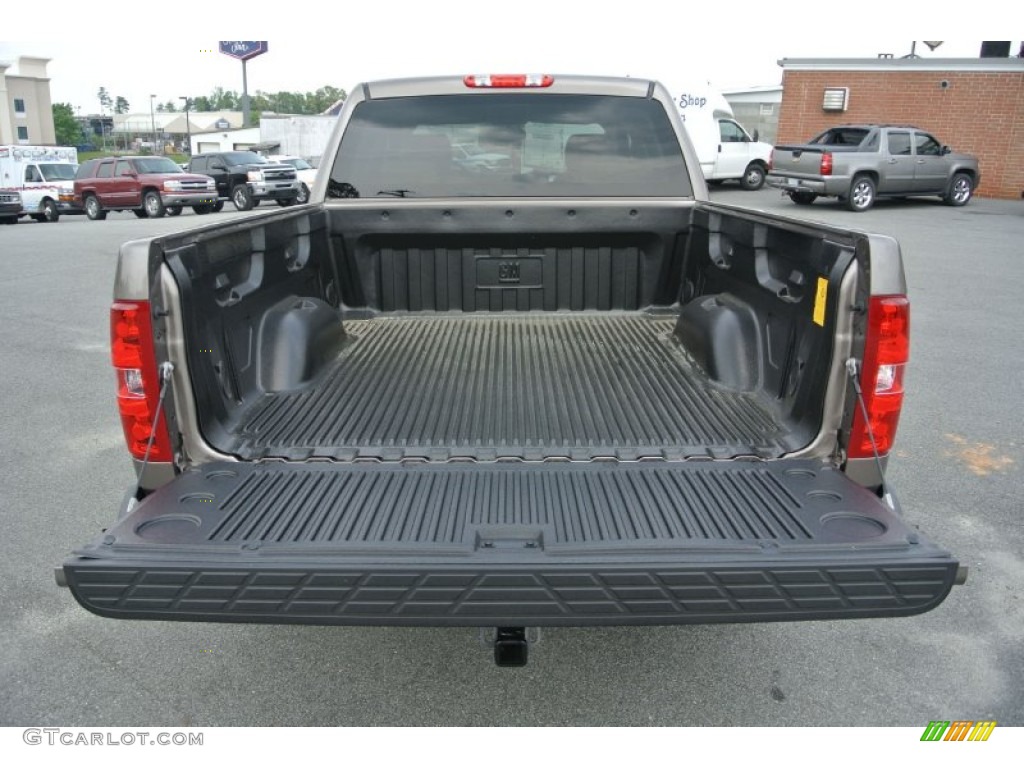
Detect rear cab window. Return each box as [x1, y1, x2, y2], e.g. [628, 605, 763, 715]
[810, 127, 870, 147]
[329, 93, 691, 198]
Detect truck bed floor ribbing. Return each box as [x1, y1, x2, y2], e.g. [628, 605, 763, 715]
[223, 314, 791, 461]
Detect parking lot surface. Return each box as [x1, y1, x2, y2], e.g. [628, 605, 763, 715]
[1, 193, 1021, 726]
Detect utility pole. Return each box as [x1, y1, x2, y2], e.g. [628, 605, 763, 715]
[150, 94, 157, 153]
[180, 96, 192, 155]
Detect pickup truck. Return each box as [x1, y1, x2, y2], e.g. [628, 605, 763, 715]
[0, 189, 21, 223]
[187, 151, 301, 211]
[264, 154, 318, 205]
[60, 76, 961, 666]
[767, 124, 980, 211]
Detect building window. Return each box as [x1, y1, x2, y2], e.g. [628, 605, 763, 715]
[13, 98, 26, 115]
[17, 126, 29, 142]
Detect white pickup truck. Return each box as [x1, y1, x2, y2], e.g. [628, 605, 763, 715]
[0, 145, 79, 222]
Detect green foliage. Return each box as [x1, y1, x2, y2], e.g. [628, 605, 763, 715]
[206, 87, 240, 110]
[114, 96, 130, 114]
[308, 85, 346, 113]
[182, 85, 347, 116]
[52, 103, 84, 146]
[77, 150, 189, 163]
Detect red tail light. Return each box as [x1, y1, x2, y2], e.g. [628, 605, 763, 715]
[768, 148, 774, 171]
[463, 74, 554, 88]
[848, 296, 910, 459]
[820, 151, 833, 176]
[111, 300, 172, 462]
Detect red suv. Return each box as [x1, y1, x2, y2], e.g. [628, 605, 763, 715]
[73, 156, 218, 219]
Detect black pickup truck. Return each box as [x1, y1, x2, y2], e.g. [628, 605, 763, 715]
[60, 75, 961, 666]
[187, 151, 301, 211]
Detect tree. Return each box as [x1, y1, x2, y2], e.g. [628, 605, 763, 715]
[182, 86, 347, 117]
[209, 87, 239, 110]
[97, 86, 112, 114]
[272, 91, 307, 114]
[162, 101, 177, 113]
[309, 86, 346, 114]
[250, 92, 272, 112]
[52, 103, 84, 146]
[114, 96, 130, 114]
[96, 88, 112, 148]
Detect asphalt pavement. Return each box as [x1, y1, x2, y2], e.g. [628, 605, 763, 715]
[1, 192, 1021, 726]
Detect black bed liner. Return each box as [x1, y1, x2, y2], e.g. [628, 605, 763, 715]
[221, 314, 790, 462]
[64, 459, 958, 626]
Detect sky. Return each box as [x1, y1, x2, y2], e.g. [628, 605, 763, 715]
[0, 3, 1007, 118]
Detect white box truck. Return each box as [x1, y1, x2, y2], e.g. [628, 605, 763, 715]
[666, 82, 773, 190]
[0, 145, 79, 222]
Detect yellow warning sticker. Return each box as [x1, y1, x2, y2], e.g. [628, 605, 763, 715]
[813, 277, 828, 327]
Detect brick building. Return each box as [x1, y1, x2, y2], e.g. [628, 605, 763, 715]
[776, 58, 1024, 199]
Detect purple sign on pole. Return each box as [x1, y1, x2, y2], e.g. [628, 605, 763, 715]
[218, 41, 269, 61]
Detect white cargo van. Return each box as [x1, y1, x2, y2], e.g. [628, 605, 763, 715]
[666, 82, 773, 190]
[0, 145, 79, 222]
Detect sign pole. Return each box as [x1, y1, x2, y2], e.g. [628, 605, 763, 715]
[219, 42, 267, 130]
[242, 58, 250, 128]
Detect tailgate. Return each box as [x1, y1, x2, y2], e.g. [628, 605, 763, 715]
[770, 145, 825, 177]
[63, 460, 958, 626]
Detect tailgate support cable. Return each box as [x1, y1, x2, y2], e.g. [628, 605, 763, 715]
[138, 362, 175, 484]
[845, 358, 886, 483]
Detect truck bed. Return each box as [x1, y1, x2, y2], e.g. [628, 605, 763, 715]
[164, 203, 849, 469]
[225, 312, 788, 461]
